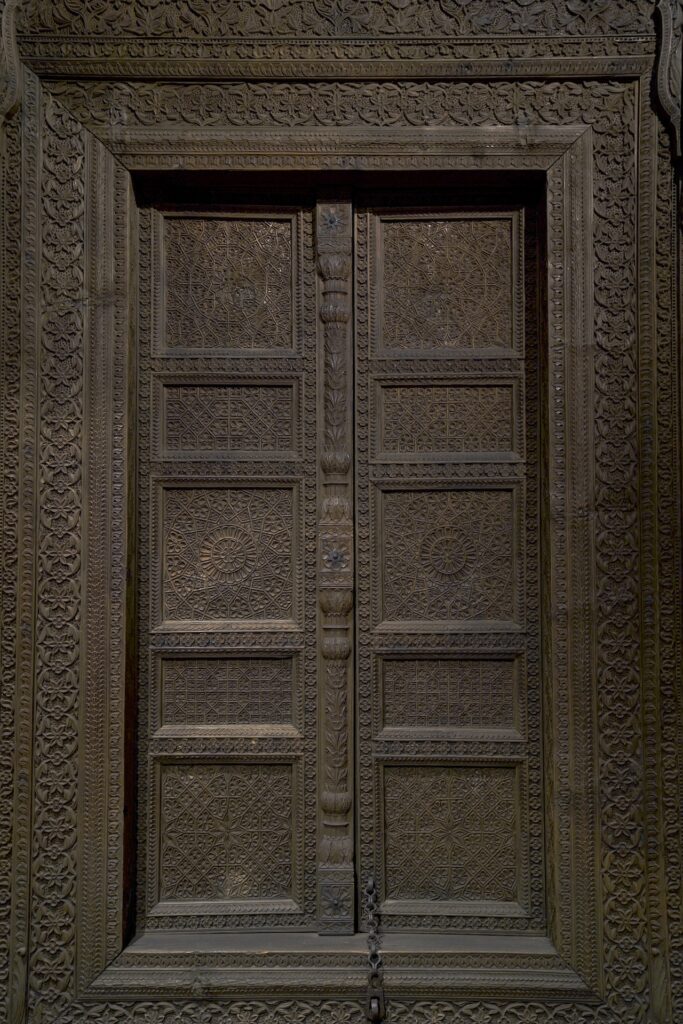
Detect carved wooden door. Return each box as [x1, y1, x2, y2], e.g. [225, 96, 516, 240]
[139, 202, 319, 934]
[353, 196, 540, 940]
[130, 183, 580, 1009]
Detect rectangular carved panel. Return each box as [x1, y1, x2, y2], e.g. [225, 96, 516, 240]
[159, 763, 293, 902]
[382, 658, 515, 731]
[379, 384, 514, 455]
[161, 657, 293, 726]
[162, 215, 294, 351]
[162, 382, 296, 457]
[379, 488, 516, 623]
[379, 216, 515, 352]
[383, 765, 519, 904]
[160, 486, 295, 623]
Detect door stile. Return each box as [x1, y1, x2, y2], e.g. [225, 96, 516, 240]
[315, 196, 356, 934]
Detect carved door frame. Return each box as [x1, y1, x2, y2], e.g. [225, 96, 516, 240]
[1, 5, 683, 1022]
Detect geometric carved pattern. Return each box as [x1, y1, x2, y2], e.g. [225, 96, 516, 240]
[381, 385, 513, 453]
[380, 219, 512, 350]
[162, 487, 293, 622]
[383, 766, 518, 902]
[382, 659, 515, 729]
[164, 217, 293, 350]
[160, 764, 292, 901]
[381, 489, 515, 621]
[162, 658, 292, 726]
[164, 384, 294, 454]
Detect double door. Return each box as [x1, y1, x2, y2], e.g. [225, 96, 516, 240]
[135, 186, 542, 947]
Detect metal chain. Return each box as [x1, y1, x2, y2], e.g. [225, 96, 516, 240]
[364, 876, 386, 1022]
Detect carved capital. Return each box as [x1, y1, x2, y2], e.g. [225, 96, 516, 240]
[655, 0, 683, 159]
[318, 252, 351, 283]
[0, 0, 22, 122]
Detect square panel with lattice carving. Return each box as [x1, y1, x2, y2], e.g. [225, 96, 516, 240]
[158, 764, 293, 902]
[161, 214, 295, 352]
[382, 765, 520, 906]
[378, 215, 517, 352]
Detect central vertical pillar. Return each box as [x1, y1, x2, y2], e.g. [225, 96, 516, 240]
[316, 196, 355, 934]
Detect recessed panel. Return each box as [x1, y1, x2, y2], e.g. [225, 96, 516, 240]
[163, 216, 294, 351]
[161, 486, 294, 623]
[379, 384, 514, 455]
[162, 383, 296, 457]
[382, 658, 515, 730]
[380, 217, 514, 352]
[159, 763, 293, 901]
[161, 657, 293, 727]
[380, 489, 516, 623]
[383, 765, 519, 904]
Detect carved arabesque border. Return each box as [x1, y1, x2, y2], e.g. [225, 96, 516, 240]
[15, 0, 658, 38]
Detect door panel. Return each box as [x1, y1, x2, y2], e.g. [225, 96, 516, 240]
[136, 205, 319, 931]
[354, 200, 545, 931]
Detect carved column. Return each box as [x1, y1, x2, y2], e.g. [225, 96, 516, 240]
[316, 198, 355, 934]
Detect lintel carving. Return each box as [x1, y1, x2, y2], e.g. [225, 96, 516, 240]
[14, 0, 657, 39]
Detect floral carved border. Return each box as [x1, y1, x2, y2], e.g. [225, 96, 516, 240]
[28, 89, 85, 1024]
[15, 0, 658, 39]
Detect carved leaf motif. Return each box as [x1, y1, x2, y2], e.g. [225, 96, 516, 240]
[17, 0, 656, 36]
[29, 95, 86, 1022]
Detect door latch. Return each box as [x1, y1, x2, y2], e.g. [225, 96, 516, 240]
[365, 875, 386, 1022]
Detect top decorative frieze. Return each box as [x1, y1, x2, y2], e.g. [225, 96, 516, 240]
[16, 0, 657, 38]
